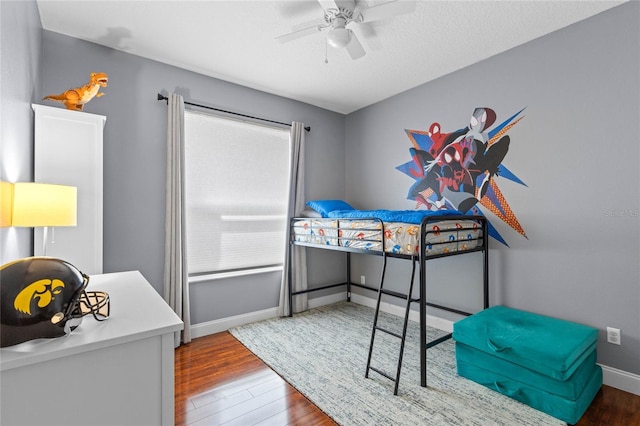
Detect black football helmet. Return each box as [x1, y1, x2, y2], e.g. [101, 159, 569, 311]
[0, 257, 110, 348]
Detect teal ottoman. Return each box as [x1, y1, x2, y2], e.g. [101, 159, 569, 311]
[456, 356, 602, 425]
[452, 305, 601, 424]
[455, 342, 597, 400]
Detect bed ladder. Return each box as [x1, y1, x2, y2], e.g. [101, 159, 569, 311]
[365, 254, 418, 395]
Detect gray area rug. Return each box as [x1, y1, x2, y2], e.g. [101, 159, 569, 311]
[230, 302, 565, 425]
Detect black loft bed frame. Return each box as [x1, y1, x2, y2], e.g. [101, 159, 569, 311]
[287, 214, 489, 388]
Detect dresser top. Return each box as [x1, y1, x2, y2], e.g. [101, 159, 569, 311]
[1, 270, 183, 371]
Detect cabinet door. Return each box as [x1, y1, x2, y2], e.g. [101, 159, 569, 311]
[33, 104, 105, 275]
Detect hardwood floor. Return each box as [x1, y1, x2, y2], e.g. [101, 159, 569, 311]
[175, 331, 337, 426]
[576, 383, 640, 426]
[176, 332, 640, 426]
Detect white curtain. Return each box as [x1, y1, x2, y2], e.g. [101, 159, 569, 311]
[163, 93, 191, 346]
[278, 122, 307, 316]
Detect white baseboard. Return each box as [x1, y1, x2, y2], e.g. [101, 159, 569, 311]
[190, 306, 278, 339]
[189, 294, 640, 396]
[599, 364, 640, 396]
[309, 291, 349, 309]
[348, 293, 454, 332]
[190, 292, 347, 339]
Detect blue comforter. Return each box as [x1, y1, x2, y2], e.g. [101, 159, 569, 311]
[326, 209, 462, 224]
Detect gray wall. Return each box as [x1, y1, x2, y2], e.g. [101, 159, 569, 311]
[40, 30, 347, 324]
[0, 0, 42, 264]
[345, 3, 639, 375]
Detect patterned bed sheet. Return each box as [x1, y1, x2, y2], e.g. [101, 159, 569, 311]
[292, 217, 482, 256]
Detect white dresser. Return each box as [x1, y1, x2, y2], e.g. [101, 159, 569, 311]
[0, 271, 183, 426]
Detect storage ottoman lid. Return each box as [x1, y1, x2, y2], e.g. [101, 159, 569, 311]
[453, 306, 598, 380]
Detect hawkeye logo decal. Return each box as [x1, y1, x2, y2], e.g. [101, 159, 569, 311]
[14, 279, 65, 315]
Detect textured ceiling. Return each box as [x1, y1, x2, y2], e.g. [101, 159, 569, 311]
[36, 0, 625, 114]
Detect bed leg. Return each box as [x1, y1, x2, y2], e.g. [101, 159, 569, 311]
[288, 242, 293, 317]
[420, 251, 427, 387]
[346, 252, 351, 302]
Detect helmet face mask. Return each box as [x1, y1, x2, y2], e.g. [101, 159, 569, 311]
[1, 257, 110, 348]
[77, 290, 110, 322]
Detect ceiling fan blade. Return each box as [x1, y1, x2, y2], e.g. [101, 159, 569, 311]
[345, 30, 365, 60]
[317, 0, 340, 12]
[359, 0, 416, 23]
[352, 23, 382, 50]
[276, 24, 322, 44]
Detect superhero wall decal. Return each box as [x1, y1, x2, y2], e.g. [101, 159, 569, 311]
[396, 107, 527, 246]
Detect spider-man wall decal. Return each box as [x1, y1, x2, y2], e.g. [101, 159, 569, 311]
[396, 107, 527, 246]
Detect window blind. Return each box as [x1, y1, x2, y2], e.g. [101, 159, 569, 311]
[184, 111, 291, 275]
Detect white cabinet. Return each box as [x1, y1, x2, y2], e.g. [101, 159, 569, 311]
[32, 104, 105, 274]
[0, 271, 184, 426]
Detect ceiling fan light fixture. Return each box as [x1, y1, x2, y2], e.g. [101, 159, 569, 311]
[327, 27, 351, 48]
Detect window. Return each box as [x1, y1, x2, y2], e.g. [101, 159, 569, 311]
[184, 110, 291, 277]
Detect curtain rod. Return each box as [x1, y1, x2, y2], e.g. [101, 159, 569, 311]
[157, 94, 310, 132]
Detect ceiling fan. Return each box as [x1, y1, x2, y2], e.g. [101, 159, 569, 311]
[276, 0, 416, 60]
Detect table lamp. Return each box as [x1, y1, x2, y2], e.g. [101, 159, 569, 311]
[2, 182, 77, 255]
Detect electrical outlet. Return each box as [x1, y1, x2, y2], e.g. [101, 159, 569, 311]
[607, 327, 621, 345]
[360, 275, 366, 285]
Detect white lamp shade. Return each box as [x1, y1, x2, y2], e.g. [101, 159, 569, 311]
[11, 182, 77, 227]
[327, 27, 352, 48]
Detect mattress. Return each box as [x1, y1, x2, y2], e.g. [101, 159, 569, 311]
[292, 218, 340, 247]
[292, 216, 482, 256]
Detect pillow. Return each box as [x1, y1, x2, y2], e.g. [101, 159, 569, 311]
[305, 199, 355, 217]
[300, 209, 322, 218]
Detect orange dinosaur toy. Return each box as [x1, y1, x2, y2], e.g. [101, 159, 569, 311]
[43, 72, 108, 111]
